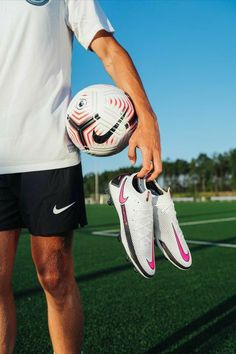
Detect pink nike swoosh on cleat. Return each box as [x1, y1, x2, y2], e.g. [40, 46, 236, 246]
[172, 224, 190, 262]
[119, 177, 128, 204]
[146, 241, 155, 270]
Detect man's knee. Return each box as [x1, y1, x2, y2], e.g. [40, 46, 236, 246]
[38, 269, 75, 298]
[33, 245, 75, 299]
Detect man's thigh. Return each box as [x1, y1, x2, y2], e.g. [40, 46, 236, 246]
[31, 233, 75, 283]
[0, 229, 21, 286]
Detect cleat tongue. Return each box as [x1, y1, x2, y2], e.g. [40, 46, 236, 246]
[136, 177, 146, 193]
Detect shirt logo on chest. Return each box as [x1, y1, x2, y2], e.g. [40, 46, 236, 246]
[26, 0, 50, 6]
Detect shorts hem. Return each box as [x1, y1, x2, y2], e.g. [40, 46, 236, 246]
[0, 225, 22, 232]
[0, 157, 80, 175]
[29, 221, 88, 237]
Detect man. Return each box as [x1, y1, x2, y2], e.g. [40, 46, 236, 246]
[0, 0, 162, 353]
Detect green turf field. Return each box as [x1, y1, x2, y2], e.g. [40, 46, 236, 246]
[13, 202, 236, 354]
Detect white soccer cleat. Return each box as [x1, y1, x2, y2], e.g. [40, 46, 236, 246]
[138, 178, 192, 270]
[108, 173, 155, 278]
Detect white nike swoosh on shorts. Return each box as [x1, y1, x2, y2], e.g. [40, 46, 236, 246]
[53, 202, 76, 215]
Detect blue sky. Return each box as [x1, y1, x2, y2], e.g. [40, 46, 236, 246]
[71, 0, 236, 175]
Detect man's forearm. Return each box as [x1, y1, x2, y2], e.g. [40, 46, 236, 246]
[101, 43, 155, 122]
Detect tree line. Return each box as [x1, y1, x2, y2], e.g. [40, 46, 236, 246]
[83, 149, 236, 196]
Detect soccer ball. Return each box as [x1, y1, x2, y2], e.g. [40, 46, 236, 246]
[66, 84, 138, 156]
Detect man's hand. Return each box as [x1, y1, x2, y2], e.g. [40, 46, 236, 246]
[128, 113, 162, 181]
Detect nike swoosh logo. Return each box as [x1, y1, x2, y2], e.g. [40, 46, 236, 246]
[119, 177, 128, 204]
[172, 224, 190, 262]
[93, 107, 129, 144]
[93, 129, 113, 144]
[146, 241, 155, 270]
[53, 202, 76, 215]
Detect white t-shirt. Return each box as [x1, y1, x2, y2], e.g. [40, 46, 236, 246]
[0, 0, 114, 174]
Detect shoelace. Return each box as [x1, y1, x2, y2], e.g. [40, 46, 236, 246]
[134, 207, 153, 245]
[158, 200, 185, 239]
[162, 201, 175, 214]
[157, 199, 180, 224]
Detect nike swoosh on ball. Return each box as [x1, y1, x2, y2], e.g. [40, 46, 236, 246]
[92, 108, 129, 144]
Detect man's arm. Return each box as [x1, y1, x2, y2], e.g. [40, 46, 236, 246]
[90, 31, 162, 181]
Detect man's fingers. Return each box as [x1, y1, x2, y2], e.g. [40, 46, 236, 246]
[128, 141, 137, 165]
[137, 149, 153, 178]
[147, 155, 162, 181]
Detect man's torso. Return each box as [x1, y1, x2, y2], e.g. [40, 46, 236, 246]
[0, 0, 79, 174]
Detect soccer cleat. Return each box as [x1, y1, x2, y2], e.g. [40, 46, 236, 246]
[108, 173, 155, 278]
[137, 178, 192, 270]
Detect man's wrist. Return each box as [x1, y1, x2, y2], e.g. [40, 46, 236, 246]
[136, 109, 157, 124]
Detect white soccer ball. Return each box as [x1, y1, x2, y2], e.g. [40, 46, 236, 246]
[66, 84, 138, 156]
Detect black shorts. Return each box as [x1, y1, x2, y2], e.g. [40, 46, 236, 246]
[0, 164, 87, 236]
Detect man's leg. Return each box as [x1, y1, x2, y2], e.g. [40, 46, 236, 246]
[0, 229, 20, 354]
[31, 234, 83, 354]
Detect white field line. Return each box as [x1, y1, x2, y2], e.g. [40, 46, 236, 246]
[180, 216, 236, 226]
[92, 230, 236, 249]
[92, 230, 119, 237]
[92, 216, 236, 237]
[186, 240, 236, 248]
[92, 216, 236, 249]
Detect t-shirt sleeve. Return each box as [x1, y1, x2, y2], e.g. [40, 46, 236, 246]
[65, 0, 115, 50]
